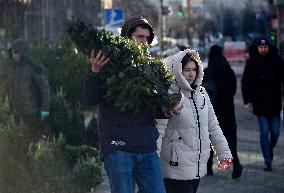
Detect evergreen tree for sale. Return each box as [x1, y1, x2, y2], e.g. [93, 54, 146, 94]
[66, 18, 181, 115]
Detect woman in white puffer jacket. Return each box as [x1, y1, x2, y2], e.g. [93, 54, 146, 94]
[160, 49, 232, 193]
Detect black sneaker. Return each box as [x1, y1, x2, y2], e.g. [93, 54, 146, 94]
[232, 164, 243, 179]
[264, 164, 272, 172]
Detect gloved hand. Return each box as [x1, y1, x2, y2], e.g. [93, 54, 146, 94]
[218, 158, 233, 171]
[41, 111, 49, 120]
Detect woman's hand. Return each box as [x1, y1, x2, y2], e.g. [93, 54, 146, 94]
[90, 49, 110, 73]
[164, 102, 183, 118]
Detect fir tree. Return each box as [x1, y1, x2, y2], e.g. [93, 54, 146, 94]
[66, 18, 181, 115]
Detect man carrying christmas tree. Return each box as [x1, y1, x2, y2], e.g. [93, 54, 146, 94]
[83, 15, 180, 193]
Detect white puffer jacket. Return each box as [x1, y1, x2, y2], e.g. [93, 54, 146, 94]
[160, 49, 232, 180]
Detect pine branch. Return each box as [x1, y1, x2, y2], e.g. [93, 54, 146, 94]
[66, 18, 181, 114]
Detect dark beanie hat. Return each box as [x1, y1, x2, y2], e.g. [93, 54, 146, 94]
[209, 44, 223, 59]
[256, 36, 270, 46]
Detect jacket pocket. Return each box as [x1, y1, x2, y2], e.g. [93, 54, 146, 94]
[171, 141, 197, 167]
[200, 148, 210, 164]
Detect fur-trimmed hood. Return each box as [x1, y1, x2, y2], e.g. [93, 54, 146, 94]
[163, 49, 203, 92]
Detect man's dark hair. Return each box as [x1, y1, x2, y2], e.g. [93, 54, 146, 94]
[128, 24, 152, 39]
[121, 15, 154, 44]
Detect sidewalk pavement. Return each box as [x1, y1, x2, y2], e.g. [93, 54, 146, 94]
[94, 79, 284, 193]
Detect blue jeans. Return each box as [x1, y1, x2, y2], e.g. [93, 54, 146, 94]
[104, 150, 166, 193]
[257, 115, 280, 166]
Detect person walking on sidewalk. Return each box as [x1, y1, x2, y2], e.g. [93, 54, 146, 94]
[83, 15, 181, 193]
[204, 45, 243, 179]
[160, 49, 232, 193]
[241, 36, 284, 172]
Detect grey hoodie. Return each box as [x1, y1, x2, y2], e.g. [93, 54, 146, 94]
[6, 39, 50, 115]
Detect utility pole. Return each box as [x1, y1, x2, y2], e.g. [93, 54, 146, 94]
[160, 0, 164, 50]
[49, 0, 53, 41]
[42, 0, 45, 40]
[187, 0, 190, 46]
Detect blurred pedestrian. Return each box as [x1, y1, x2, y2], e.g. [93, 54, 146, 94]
[160, 49, 232, 193]
[83, 15, 181, 193]
[0, 39, 50, 145]
[241, 36, 284, 172]
[204, 45, 243, 179]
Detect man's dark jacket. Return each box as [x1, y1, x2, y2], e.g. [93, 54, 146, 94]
[241, 44, 284, 117]
[83, 16, 159, 156]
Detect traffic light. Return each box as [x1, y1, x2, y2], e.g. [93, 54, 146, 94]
[177, 5, 184, 17]
[270, 30, 277, 44]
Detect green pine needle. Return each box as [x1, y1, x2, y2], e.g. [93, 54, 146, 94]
[66, 18, 181, 115]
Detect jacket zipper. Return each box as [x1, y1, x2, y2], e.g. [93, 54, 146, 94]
[191, 90, 201, 178]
